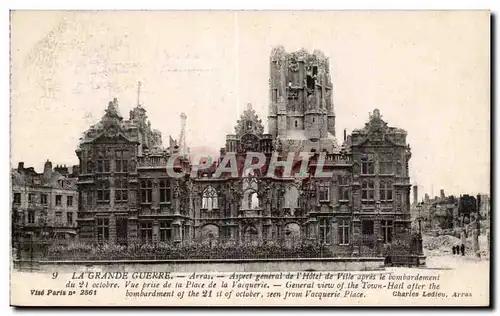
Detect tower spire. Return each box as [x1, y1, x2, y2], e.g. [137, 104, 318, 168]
[137, 81, 142, 106]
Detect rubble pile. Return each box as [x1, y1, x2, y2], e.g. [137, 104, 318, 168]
[423, 234, 490, 258]
[423, 235, 461, 251]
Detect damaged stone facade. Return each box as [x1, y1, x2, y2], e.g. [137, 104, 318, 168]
[73, 47, 417, 258]
[75, 98, 190, 245]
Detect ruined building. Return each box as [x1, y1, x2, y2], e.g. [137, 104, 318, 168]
[11, 161, 79, 245]
[72, 47, 418, 259]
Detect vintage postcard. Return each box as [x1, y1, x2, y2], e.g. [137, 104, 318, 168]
[9, 10, 490, 307]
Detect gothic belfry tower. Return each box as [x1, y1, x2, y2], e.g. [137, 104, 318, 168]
[268, 46, 338, 153]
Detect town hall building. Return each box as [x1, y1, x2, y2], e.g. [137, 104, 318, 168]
[73, 46, 416, 257]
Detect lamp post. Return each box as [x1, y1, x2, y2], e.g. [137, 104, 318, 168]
[375, 201, 382, 256]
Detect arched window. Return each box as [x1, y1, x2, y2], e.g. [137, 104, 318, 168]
[248, 192, 259, 209]
[242, 169, 259, 210]
[284, 186, 299, 209]
[140, 180, 153, 204]
[202, 186, 218, 210]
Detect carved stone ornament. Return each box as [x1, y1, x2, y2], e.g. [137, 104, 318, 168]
[288, 89, 299, 100]
[240, 133, 259, 152]
[234, 103, 264, 137]
[270, 45, 286, 61]
[174, 185, 181, 198]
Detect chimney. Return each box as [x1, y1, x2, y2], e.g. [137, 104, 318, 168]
[43, 159, 53, 179]
[343, 129, 347, 142]
[17, 162, 24, 171]
[413, 185, 418, 205]
[54, 164, 69, 176]
[440, 189, 445, 199]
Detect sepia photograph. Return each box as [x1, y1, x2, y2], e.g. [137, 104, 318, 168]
[9, 10, 490, 306]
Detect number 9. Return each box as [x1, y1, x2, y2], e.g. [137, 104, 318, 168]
[52, 272, 58, 279]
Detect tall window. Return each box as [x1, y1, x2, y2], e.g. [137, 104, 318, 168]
[319, 218, 330, 244]
[140, 180, 153, 204]
[140, 222, 153, 244]
[55, 211, 62, 224]
[115, 150, 129, 173]
[97, 158, 110, 173]
[318, 182, 330, 202]
[115, 178, 128, 203]
[381, 220, 393, 243]
[67, 196, 73, 206]
[361, 180, 375, 203]
[202, 186, 218, 210]
[28, 210, 35, 224]
[55, 195, 62, 206]
[97, 218, 109, 242]
[40, 194, 48, 205]
[28, 193, 35, 203]
[361, 155, 375, 174]
[338, 176, 350, 201]
[97, 181, 110, 202]
[379, 181, 393, 201]
[159, 221, 172, 242]
[379, 153, 393, 174]
[67, 212, 73, 225]
[13, 193, 21, 205]
[338, 219, 350, 245]
[159, 179, 171, 203]
[97, 159, 103, 173]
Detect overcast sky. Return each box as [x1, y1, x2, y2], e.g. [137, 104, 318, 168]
[10, 11, 490, 197]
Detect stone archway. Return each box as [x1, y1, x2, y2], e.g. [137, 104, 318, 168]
[243, 225, 259, 246]
[284, 222, 301, 246]
[200, 224, 219, 244]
